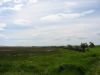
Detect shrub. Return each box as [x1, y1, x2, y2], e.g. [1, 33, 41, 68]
[67, 45, 74, 50]
[73, 46, 83, 52]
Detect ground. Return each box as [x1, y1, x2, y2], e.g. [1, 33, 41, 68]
[0, 46, 100, 75]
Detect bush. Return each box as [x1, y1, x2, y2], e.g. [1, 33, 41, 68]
[73, 46, 83, 52]
[67, 45, 85, 52]
[67, 45, 74, 50]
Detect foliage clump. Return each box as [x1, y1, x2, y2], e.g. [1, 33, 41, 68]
[66, 42, 95, 52]
[89, 42, 95, 48]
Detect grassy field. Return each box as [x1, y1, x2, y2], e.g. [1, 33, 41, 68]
[0, 46, 100, 75]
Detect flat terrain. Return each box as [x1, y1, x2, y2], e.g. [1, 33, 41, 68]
[0, 46, 100, 75]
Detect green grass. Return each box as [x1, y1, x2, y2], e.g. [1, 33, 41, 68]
[0, 46, 100, 75]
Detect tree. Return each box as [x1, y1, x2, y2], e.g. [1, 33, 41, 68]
[89, 42, 95, 48]
[80, 43, 88, 52]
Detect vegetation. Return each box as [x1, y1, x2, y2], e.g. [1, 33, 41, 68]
[89, 42, 95, 48]
[0, 43, 99, 75]
[66, 42, 95, 52]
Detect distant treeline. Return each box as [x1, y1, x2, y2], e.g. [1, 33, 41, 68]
[63, 42, 95, 52]
[0, 42, 97, 53]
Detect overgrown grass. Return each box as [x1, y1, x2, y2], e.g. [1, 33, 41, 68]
[0, 46, 100, 75]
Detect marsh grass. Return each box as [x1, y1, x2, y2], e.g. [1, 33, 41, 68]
[0, 46, 100, 75]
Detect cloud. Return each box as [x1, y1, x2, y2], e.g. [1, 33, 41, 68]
[14, 19, 32, 25]
[40, 13, 80, 22]
[64, 2, 78, 8]
[12, 0, 95, 25]
[81, 10, 95, 16]
[0, 34, 7, 39]
[0, 22, 7, 30]
[12, 1, 80, 25]
[12, 1, 47, 25]
[96, 32, 100, 36]
[5, 21, 100, 46]
[0, 1, 3, 6]
[0, 1, 24, 12]
[41, 14, 62, 22]
[28, 0, 38, 4]
[11, 4, 24, 11]
[0, 0, 39, 12]
[0, 0, 99, 46]
[0, 4, 24, 11]
[40, 10, 95, 22]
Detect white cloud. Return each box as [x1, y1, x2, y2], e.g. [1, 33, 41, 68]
[12, 1, 49, 25]
[12, 4, 24, 11]
[64, 2, 77, 8]
[12, 1, 80, 25]
[0, 2, 24, 12]
[12, 1, 96, 25]
[40, 10, 95, 22]
[0, 22, 7, 30]
[81, 10, 95, 16]
[3, 0, 12, 2]
[96, 31, 100, 36]
[13, 0, 22, 3]
[3, 4, 24, 11]
[0, 0, 99, 46]
[6, 18, 100, 46]
[0, 2, 3, 6]
[14, 19, 32, 25]
[40, 13, 81, 22]
[28, 0, 38, 4]
[0, 34, 8, 39]
[41, 14, 61, 22]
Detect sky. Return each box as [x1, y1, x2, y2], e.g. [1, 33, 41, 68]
[0, 0, 100, 46]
